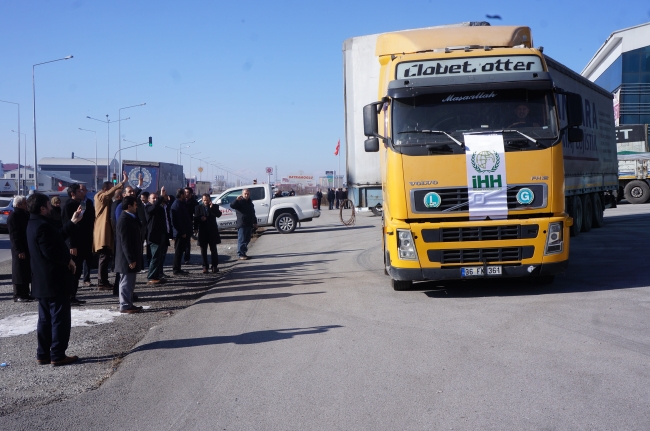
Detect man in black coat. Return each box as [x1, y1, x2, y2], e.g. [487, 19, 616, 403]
[115, 196, 143, 314]
[26, 193, 83, 366]
[230, 188, 257, 260]
[335, 188, 342, 209]
[8, 196, 33, 302]
[327, 188, 335, 210]
[145, 188, 171, 284]
[194, 193, 222, 273]
[138, 191, 151, 268]
[315, 189, 323, 210]
[62, 183, 93, 306]
[183, 187, 198, 264]
[171, 189, 192, 275]
[78, 184, 96, 287]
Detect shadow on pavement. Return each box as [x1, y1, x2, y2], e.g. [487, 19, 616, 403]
[130, 325, 343, 352]
[262, 225, 375, 235]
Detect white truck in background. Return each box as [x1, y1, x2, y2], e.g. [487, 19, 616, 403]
[616, 124, 650, 204]
[212, 183, 320, 233]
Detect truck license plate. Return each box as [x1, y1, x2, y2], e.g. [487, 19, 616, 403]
[461, 266, 502, 277]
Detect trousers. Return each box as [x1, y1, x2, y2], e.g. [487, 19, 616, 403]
[237, 226, 252, 257]
[119, 272, 137, 311]
[148, 241, 168, 280]
[200, 242, 218, 268]
[37, 296, 71, 362]
[13, 283, 31, 299]
[97, 248, 112, 285]
[173, 236, 189, 271]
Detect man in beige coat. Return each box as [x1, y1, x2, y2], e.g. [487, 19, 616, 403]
[94, 171, 127, 289]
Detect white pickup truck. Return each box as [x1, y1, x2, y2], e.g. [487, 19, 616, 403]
[211, 184, 320, 233]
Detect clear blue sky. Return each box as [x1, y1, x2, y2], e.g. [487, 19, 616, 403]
[1, 0, 649, 182]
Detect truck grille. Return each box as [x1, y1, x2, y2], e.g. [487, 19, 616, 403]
[427, 246, 534, 264]
[411, 185, 545, 213]
[421, 224, 539, 242]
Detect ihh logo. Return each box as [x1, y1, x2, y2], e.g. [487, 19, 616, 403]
[472, 175, 502, 189]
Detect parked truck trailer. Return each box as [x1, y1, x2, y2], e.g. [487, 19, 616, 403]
[122, 160, 185, 194]
[348, 23, 617, 289]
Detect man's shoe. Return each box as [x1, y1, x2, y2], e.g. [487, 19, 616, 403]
[97, 283, 112, 291]
[70, 298, 86, 306]
[173, 270, 189, 276]
[184, 260, 190, 265]
[120, 306, 143, 314]
[211, 267, 220, 273]
[37, 358, 51, 365]
[147, 279, 161, 285]
[14, 297, 34, 303]
[160, 273, 168, 279]
[83, 281, 92, 287]
[202, 267, 209, 274]
[51, 356, 79, 367]
[238, 256, 248, 261]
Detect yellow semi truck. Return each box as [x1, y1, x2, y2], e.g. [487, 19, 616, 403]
[346, 23, 617, 290]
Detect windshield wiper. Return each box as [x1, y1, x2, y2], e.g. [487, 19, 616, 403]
[397, 130, 465, 149]
[464, 129, 538, 145]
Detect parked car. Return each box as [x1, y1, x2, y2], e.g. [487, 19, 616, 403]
[0, 197, 14, 232]
[211, 183, 320, 233]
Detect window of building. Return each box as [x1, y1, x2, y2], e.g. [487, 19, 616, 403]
[594, 55, 622, 92]
[29, 174, 34, 178]
[10, 174, 16, 178]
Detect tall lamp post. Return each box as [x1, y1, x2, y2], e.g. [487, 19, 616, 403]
[10, 130, 27, 194]
[181, 151, 201, 180]
[87, 115, 129, 177]
[1, 100, 20, 194]
[78, 128, 98, 190]
[123, 138, 140, 160]
[118, 103, 146, 169]
[33, 55, 73, 190]
[165, 144, 191, 165]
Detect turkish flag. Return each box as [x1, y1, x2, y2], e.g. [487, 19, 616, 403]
[57, 181, 64, 192]
[334, 139, 340, 156]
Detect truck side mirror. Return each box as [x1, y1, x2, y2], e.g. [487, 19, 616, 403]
[364, 137, 380, 152]
[566, 92, 583, 128]
[567, 128, 584, 143]
[363, 103, 380, 137]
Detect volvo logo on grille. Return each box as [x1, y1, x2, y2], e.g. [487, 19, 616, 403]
[409, 180, 438, 186]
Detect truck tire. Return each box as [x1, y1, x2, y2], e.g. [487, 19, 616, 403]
[371, 204, 383, 216]
[624, 180, 650, 204]
[274, 213, 297, 233]
[592, 193, 604, 228]
[581, 194, 593, 232]
[569, 195, 582, 237]
[391, 278, 412, 291]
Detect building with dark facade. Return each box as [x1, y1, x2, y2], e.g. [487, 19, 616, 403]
[582, 22, 650, 125]
[38, 157, 119, 191]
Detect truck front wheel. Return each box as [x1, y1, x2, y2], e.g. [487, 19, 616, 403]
[569, 195, 582, 237]
[391, 279, 412, 291]
[624, 180, 650, 204]
[275, 213, 297, 233]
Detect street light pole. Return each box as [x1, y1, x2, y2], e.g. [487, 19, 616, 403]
[181, 151, 201, 180]
[33, 55, 73, 191]
[79, 128, 98, 190]
[118, 103, 146, 169]
[178, 141, 195, 166]
[1, 100, 19, 194]
[87, 115, 129, 178]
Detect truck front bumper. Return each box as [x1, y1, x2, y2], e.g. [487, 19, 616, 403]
[388, 260, 568, 281]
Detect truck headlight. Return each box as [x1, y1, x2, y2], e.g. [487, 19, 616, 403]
[397, 229, 418, 260]
[544, 222, 563, 255]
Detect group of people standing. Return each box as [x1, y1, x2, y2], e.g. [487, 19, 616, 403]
[7, 173, 229, 366]
[326, 187, 348, 210]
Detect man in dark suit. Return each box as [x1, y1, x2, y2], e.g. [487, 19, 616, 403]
[230, 189, 257, 260]
[26, 192, 83, 367]
[62, 183, 93, 306]
[145, 188, 171, 284]
[115, 196, 143, 314]
[8, 196, 33, 302]
[183, 187, 198, 265]
[194, 193, 222, 273]
[138, 191, 151, 269]
[315, 189, 323, 210]
[77, 184, 96, 287]
[327, 188, 335, 210]
[170, 189, 192, 275]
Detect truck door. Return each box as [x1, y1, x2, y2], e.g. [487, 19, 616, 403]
[249, 186, 269, 225]
[214, 189, 241, 229]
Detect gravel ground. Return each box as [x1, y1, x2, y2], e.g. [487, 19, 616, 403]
[0, 228, 262, 417]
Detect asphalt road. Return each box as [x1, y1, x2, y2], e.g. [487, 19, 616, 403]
[2, 204, 650, 430]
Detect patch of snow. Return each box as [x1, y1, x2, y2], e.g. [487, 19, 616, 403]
[0, 309, 122, 338]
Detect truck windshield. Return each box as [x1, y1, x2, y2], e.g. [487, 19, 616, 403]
[392, 88, 558, 153]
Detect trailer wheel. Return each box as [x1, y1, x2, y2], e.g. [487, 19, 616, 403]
[592, 193, 605, 228]
[569, 195, 582, 237]
[391, 279, 412, 291]
[370, 203, 383, 217]
[274, 213, 297, 233]
[581, 194, 593, 232]
[624, 180, 650, 204]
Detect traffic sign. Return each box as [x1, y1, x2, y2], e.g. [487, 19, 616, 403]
[266, 167, 273, 174]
